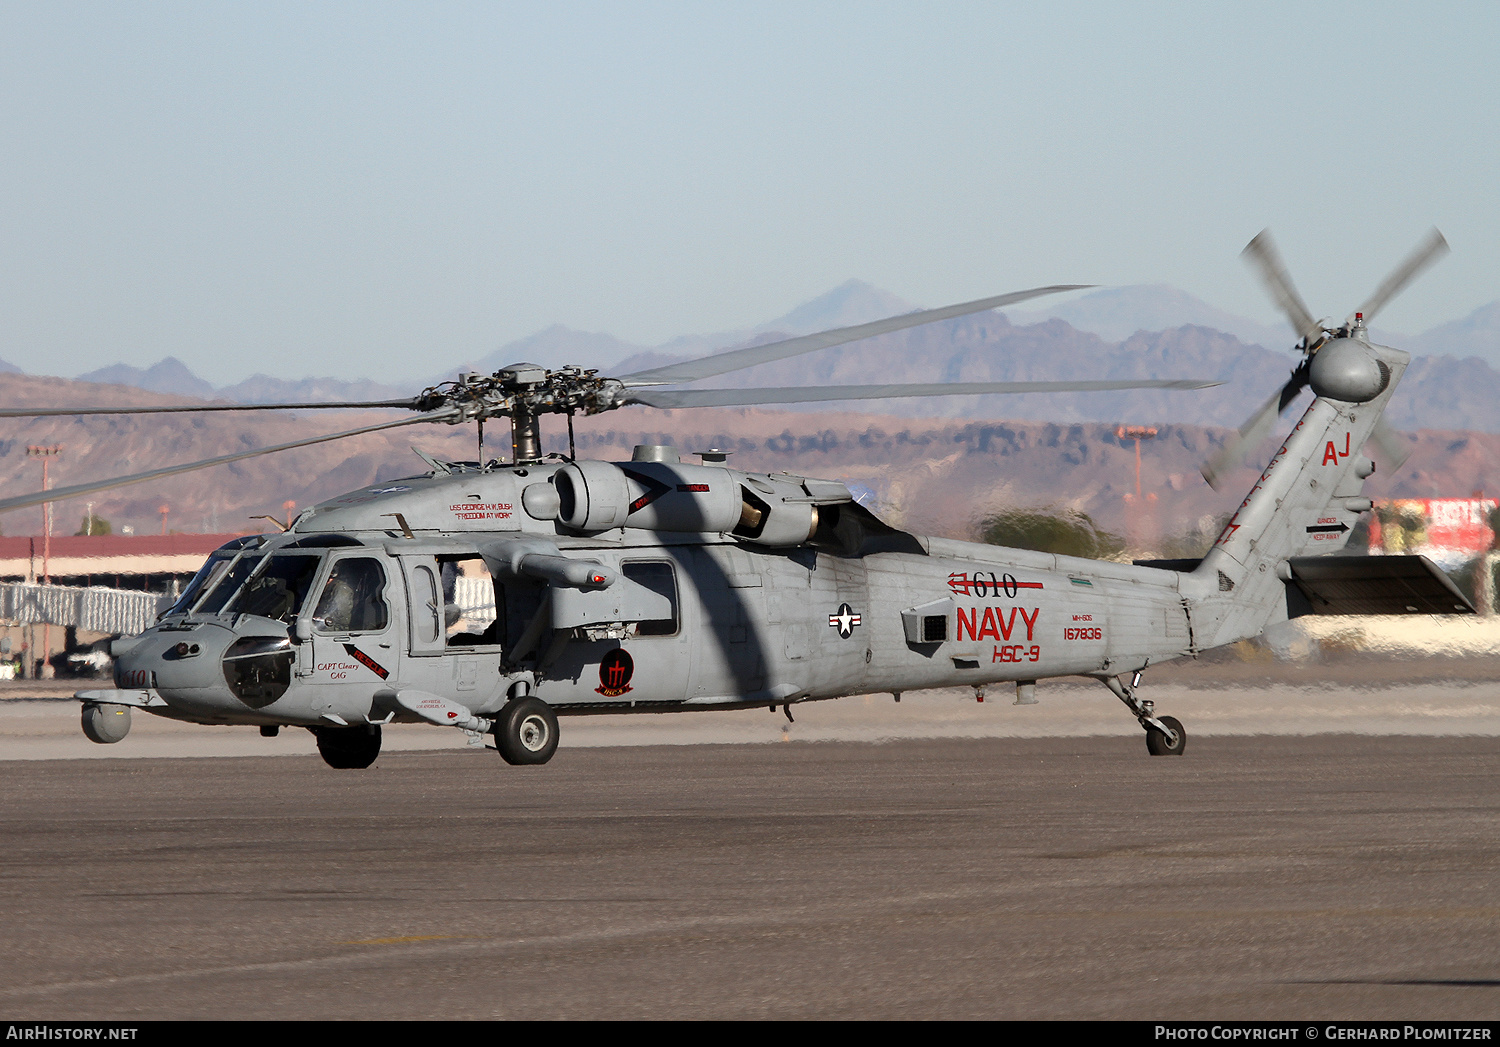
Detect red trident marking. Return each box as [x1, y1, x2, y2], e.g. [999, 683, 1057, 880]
[596, 649, 635, 696]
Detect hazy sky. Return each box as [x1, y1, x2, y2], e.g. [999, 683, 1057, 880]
[2, 1, 1496, 386]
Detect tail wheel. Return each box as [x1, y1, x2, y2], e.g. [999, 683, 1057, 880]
[1145, 715, 1186, 757]
[314, 724, 382, 769]
[495, 697, 559, 766]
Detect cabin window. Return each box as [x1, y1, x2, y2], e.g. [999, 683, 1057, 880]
[413, 565, 441, 644]
[311, 557, 389, 633]
[622, 560, 678, 637]
[438, 556, 504, 647]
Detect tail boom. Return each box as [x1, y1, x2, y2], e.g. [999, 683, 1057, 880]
[1187, 342, 1409, 649]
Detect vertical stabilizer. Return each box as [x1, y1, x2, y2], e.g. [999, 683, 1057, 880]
[1187, 339, 1408, 649]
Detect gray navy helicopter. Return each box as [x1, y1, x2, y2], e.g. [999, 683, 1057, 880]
[0, 233, 1471, 768]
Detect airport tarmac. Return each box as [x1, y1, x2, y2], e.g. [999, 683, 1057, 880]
[8, 654, 1500, 760]
[1, 665, 1499, 1019]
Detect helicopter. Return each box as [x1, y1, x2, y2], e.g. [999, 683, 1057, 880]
[0, 239, 1472, 768]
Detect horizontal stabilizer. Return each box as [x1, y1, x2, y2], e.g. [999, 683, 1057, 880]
[75, 688, 166, 708]
[1284, 555, 1474, 617]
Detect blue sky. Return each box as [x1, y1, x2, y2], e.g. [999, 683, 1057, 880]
[1, 1, 1496, 385]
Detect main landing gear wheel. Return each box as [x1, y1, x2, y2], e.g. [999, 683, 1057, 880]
[314, 724, 382, 769]
[495, 697, 559, 766]
[1145, 715, 1186, 756]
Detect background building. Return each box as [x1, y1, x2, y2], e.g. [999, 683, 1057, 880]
[0, 533, 248, 678]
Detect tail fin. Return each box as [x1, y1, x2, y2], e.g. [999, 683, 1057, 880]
[1187, 338, 1408, 649]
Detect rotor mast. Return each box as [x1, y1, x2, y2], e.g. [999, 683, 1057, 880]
[496, 363, 550, 464]
[510, 403, 541, 464]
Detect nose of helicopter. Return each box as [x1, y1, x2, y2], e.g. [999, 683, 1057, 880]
[114, 619, 295, 715]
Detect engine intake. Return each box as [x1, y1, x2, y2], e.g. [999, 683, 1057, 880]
[553, 461, 740, 534]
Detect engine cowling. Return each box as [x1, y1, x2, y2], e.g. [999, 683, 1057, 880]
[552, 461, 635, 531]
[731, 474, 820, 547]
[551, 461, 740, 534]
[546, 461, 845, 546]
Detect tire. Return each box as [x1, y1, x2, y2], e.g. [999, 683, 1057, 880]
[314, 724, 382, 769]
[1145, 715, 1186, 756]
[495, 697, 559, 766]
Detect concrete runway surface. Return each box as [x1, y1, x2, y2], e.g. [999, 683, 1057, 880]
[2, 724, 1499, 1018]
[9, 654, 1500, 761]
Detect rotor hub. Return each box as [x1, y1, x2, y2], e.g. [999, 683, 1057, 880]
[411, 362, 624, 427]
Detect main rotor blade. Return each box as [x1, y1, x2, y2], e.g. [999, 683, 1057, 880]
[627, 378, 1220, 410]
[1351, 227, 1450, 325]
[0, 398, 419, 419]
[1200, 386, 1290, 490]
[617, 285, 1093, 387]
[1242, 230, 1322, 344]
[0, 409, 455, 516]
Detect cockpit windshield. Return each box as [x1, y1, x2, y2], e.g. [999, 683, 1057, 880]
[163, 549, 239, 617]
[223, 554, 324, 623]
[193, 554, 266, 615]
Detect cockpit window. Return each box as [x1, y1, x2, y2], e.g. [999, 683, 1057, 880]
[223, 554, 323, 623]
[194, 555, 265, 615]
[163, 550, 238, 617]
[311, 558, 389, 633]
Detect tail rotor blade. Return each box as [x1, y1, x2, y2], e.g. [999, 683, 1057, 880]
[1369, 418, 1413, 471]
[1351, 228, 1450, 325]
[1277, 358, 1312, 413]
[1242, 230, 1323, 345]
[1200, 387, 1288, 490]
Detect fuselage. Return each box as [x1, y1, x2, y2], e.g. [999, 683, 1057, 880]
[110, 459, 1196, 728]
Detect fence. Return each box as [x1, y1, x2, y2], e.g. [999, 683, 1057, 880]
[453, 577, 498, 624]
[0, 583, 172, 636]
